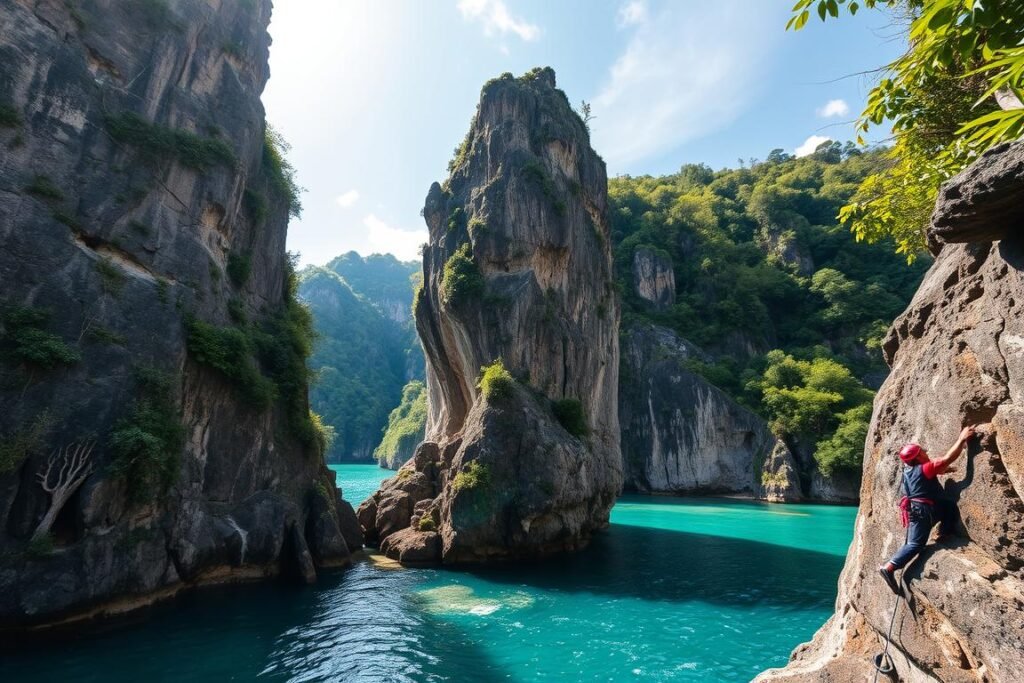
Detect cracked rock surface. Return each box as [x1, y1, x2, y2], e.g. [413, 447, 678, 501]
[757, 142, 1024, 683]
[359, 69, 622, 564]
[0, 0, 356, 631]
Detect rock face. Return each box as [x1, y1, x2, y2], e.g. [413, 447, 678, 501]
[620, 323, 802, 501]
[758, 141, 1024, 682]
[0, 0, 356, 631]
[359, 68, 622, 563]
[632, 247, 676, 311]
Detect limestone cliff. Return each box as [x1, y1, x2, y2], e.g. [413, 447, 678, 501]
[632, 247, 675, 311]
[757, 141, 1024, 681]
[358, 68, 622, 564]
[0, 0, 358, 632]
[620, 323, 802, 502]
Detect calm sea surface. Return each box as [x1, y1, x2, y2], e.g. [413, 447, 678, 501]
[2, 464, 855, 682]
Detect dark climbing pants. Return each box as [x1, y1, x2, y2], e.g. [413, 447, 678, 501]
[888, 499, 958, 570]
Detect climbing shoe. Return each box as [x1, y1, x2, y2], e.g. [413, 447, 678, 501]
[878, 566, 901, 596]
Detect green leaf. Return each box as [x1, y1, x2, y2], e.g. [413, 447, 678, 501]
[927, 6, 955, 30]
[818, 1, 827, 21]
[827, 0, 839, 18]
[795, 10, 809, 29]
[849, 2, 859, 15]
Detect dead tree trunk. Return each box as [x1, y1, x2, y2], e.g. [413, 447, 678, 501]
[32, 441, 95, 542]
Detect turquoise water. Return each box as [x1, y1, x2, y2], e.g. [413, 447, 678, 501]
[2, 465, 855, 682]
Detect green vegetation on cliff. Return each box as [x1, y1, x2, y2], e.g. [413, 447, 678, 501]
[110, 367, 186, 505]
[299, 253, 423, 462]
[441, 244, 484, 306]
[610, 146, 927, 475]
[104, 111, 236, 170]
[186, 256, 326, 453]
[477, 359, 514, 402]
[373, 380, 427, 468]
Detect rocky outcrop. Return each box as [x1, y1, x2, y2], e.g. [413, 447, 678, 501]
[758, 141, 1024, 682]
[359, 68, 622, 563]
[620, 323, 802, 501]
[0, 0, 356, 632]
[632, 247, 675, 310]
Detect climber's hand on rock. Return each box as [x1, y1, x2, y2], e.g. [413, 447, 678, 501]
[942, 466, 957, 474]
[959, 425, 976, 443]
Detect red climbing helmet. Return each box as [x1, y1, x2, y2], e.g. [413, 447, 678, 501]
[899, 443, 922, 463]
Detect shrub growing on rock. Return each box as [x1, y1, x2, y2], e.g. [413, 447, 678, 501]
[441, 243, 484, 306]
[0, 305, 80, 370]
[451, 460, 490, 493]
[477, 359, 514, 402]
[109, 367, 186, 505]
[104, 111, 235, 171]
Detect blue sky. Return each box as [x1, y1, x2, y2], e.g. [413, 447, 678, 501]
[261, 1, 906, 265]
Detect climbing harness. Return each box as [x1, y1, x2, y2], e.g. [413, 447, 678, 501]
[898, 496, 933, 528]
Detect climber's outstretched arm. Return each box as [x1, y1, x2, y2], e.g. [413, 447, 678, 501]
[934, 426, 976, 472]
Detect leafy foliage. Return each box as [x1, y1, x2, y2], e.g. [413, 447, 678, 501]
[748, 350, 873, 441]
[104, 112, 236, 170]
[109, 367, 186, 505]
[441, 243, 485, 306]
[374, 381, 427, 466]
[0, 305, 80, 370]
[185, 316, 275, 408]
[611, 149, 924, 475]
[262, 124, 303, 219]
[451, 460, 491, 493]
[227, 251, 252, 287]
[789, 0, 1024, 260]
[552, 398, 588, 438]
[477, 359, 514, 402]
[814, 403, 873, 476]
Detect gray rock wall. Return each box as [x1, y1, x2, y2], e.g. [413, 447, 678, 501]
[0, 0, 356, 631]
[359, 68, 622, 563]
[620, 323, 802, 501]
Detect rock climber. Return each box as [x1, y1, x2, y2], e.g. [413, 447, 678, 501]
[878, 425, 976, 595]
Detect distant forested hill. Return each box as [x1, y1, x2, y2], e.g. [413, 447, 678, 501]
[299, 254, 423, 462]
[611, 142, 930, 478]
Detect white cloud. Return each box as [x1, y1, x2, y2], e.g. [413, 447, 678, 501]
[457, 0, 540, 42]
[617, 1, 647, 27]
[590, 2, 778, 170]
[795, 135, 831, 157]
[817, 99, 849, 118]
[363, 214, 427, 262]
[335, 189, 359, 208]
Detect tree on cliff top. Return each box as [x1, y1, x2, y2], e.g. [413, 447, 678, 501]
[789, 0, 1024, 261]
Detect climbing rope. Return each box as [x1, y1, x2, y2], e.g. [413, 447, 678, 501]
[872, 586, 902, 681]
[873, 523, 910, 681]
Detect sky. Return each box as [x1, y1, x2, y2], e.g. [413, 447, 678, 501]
[261, 0, 906, 266]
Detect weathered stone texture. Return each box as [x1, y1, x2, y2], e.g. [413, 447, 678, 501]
[359, 68, 622, 563]
[0, 0, 353, 631]
[758, 142, 1024, 683]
